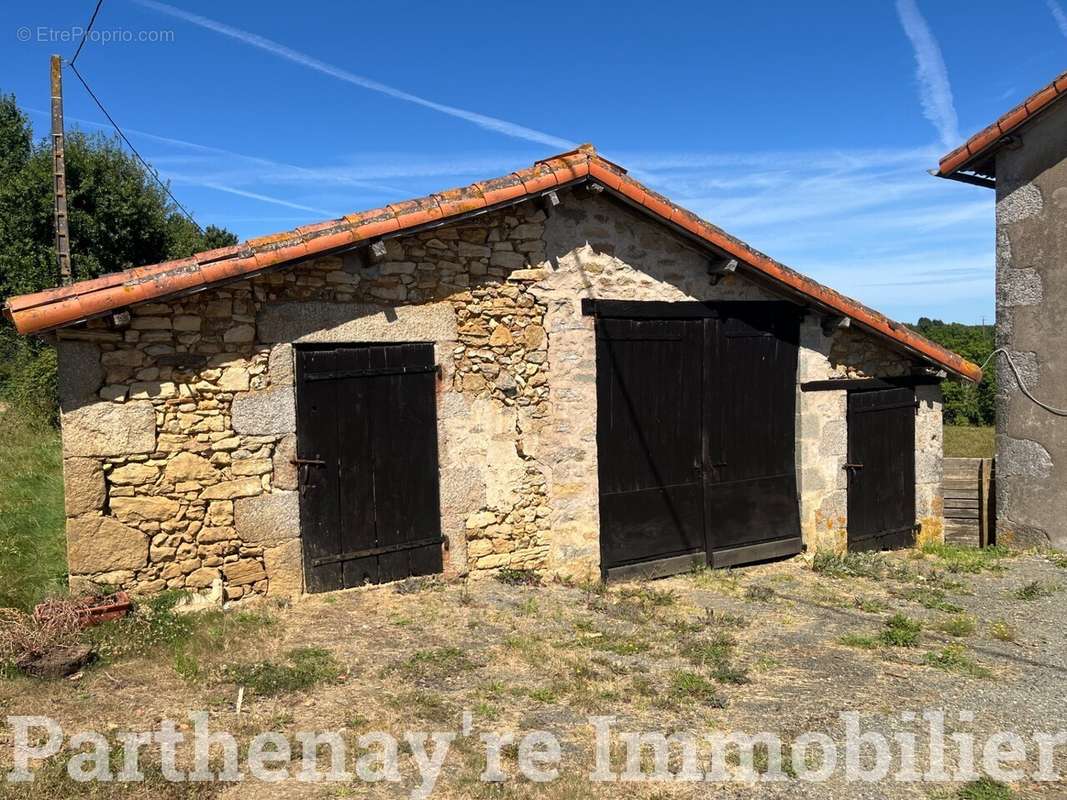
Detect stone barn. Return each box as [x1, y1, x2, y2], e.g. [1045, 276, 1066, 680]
[936, 69, 1067, 550]
[5, 145, 981, 600]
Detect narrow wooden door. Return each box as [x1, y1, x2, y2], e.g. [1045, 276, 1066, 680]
[846, 387, 917, 551]
[703, 306, 802, 566]
[596, 318, 707, 578]
[295, 344, 443, 592]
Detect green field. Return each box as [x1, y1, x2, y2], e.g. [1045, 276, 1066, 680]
[943, 425, 995, 459]
[0, 413, 67, 610]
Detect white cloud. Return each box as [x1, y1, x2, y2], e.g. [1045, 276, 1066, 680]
[1047, 0, 1067, 39]
[895, 0, 961, 149]
[135, 0, 575, 150]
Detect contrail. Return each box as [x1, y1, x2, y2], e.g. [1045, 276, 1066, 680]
[1046, 0, 1067, 39]
[187, 181, 342, 216]
[24, 105, 404, 195]
[135, 0, 575, 150]
[895, 0, 961, 149]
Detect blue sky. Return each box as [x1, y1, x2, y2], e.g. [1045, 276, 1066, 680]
[3, 1, 1065, 323]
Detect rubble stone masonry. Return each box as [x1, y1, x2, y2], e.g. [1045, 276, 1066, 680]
[56, 189, 942, 599]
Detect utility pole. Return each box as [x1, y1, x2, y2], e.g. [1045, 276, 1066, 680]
[51, 54, 72, 286]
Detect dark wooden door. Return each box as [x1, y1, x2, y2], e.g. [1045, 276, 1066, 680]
[295, 344, 443, 592]
[594, 302, 802, 579]
[596, 319, 707, 576]
[846, 387, 917, 551]
[704, 306, 802, 567]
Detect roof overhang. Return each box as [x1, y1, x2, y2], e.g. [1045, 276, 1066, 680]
[936, 68, 1067, 188]
[4, 145, 982, 384]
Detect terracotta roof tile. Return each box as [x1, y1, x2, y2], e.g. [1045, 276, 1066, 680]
[3, 144, 980, 382]
[938, 68, 1067, 180]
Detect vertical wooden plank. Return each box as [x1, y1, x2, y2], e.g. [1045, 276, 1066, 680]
[404, 344, 445, 578]
[295, 348, 343, 593]
[337, 347, 379, 589]
[978, 458, 990, 548]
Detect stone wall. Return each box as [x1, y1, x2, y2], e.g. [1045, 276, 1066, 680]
[56, 185, 944, 598]
[994, 98, 1067, 549]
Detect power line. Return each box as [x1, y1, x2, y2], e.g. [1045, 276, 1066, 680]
[69, 0, 105, 67]
[66, 61, 204, 233]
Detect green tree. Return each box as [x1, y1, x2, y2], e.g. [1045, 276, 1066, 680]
[0, 92, 237, 421]
[912, 318, 996, 426]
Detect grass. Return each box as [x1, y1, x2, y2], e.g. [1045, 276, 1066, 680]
[218, 646, 342, 697]
[811, 551, 911, 581]
[903, 587, 964, 613]
[1012, 580, 1058, 601]
[395, 646, 476, 679]
[921, 542, 1011, 574]
[934, 615, 977, 638]
[667, 670, 726, 707]
[956, 777, 1015, 799]
[0, 415, 66, 610]
[682, 631, 749, 685]
[923, 645, 992, 679]
[879, 614, 922, 647]
[88, 591, 274, 677]
[943, 425, 995, 458]
[839, 633, 879, 649]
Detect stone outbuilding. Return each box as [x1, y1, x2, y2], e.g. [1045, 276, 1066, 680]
[6, 145, 980, 599]
[936, 69, 1067, 550]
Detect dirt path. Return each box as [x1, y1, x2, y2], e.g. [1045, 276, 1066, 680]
[2, 548, 1066, 799]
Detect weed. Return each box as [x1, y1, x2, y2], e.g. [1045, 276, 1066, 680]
[811, 551, 909, 581]
[495, 568, 543, 587]
[743, 585, 775, 602]
[668, 671, 726, 707]
[853, 596, 888, 613]
[219, 647, 342, 697]
[923, 645, 991, 679]
[904, 587, 964, 614]
[398, 646, 475, 678]
[704, 609, 748, 628]
[921, 543, 1011, 574]
[1043, 550, 1067, 570]
[391, 690, 452, 722]
[956, 777, 1014, 799]
[579, 630, 650, 656]
[989, 620, 1017, 642]
[682, 632, 749, 685]
[617, 585, 677, 608]
[517, 597, 539, 616]
[935, 615, 977, 638]
[839, 633, 879, 649]
[879, 614, 922, 647]
[1012, 580, 1058, 601]
[528, 686, 558, 703]
[394, 576, 441, 594]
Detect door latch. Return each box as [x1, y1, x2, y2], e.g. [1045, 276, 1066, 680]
[291, 457, 326, 496]
[842, 463, 864, 470]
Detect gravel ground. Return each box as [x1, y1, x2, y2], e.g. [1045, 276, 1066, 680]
[1, 547, 1065, 799]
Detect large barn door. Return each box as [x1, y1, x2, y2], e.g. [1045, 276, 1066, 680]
[846, 387, 917, 551]
[704, 305, 802, 566]
[596, 319, 707, 578]
[593, 301, 802, 579]
[295, 344, 443, 593]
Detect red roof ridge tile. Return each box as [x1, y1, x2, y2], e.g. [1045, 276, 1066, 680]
[3, 146, 980, 383]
